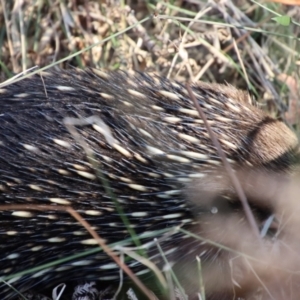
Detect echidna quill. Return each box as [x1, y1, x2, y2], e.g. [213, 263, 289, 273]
[0, 69, 298, 300]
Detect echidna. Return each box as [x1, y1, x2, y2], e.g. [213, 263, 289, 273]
[0, 69, 298, 300]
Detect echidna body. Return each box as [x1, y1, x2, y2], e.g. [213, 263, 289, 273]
[0, 69, 298, 299]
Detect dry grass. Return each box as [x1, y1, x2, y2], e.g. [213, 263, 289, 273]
[0, 0, 300, 299]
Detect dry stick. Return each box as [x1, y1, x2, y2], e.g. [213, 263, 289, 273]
[222, 16, 273, 54]
[66, 208, 157, 300]
[232, 38, 250, 88]
[0, 204, 157, 300]
[186, 84, 260, 239]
